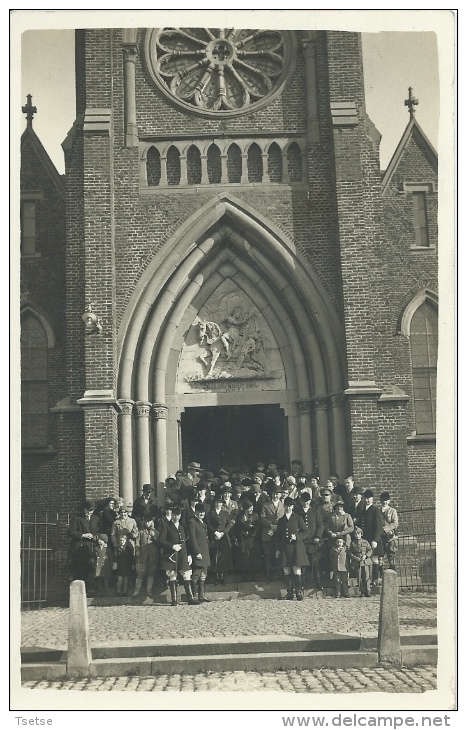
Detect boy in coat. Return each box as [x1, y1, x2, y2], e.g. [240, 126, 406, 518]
[348, 526, 372, 596]
[329, 536, 350, 598]
[133, 515, 159, 602]
[94, 533, 113, 596]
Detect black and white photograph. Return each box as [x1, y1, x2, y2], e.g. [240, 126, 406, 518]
[11, 7, 456, 717]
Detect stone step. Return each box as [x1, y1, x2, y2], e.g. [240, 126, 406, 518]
[21, 644, 438, 681]
[21, 632, 437, 664]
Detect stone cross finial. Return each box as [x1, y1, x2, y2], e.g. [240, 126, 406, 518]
[22, 94, 37, 128]
[404, 87, 419, 119]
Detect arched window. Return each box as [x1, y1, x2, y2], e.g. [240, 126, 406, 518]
[247, 143, 263, 183]
[227, 143, 242, 183]
[267, 142, 283, 183]
[207, 144, 221, 184]
[409, 300, 438, 434]
[287, 142, 302, 182]
[146, 147, 161, 186]
[187, 145, 202, 185]
[21, 312, 49, 447]
[166, 146, 181, 186]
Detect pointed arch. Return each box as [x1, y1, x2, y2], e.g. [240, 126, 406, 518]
[116, 194, 349, 494]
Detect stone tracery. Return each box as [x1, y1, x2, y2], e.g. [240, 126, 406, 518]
[145, 28, 295, 116]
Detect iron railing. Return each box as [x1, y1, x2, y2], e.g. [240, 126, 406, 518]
[391, 506, 436, 592]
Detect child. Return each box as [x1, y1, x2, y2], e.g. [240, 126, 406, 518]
[133, 516, 159, 603]
[348, 526, 372, 597]
[115, 534, 134, 597]
[94, 533, 113, 596]
[329, 536, 350, 598]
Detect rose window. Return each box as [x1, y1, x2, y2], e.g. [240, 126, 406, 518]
[145, 28, 296, 117]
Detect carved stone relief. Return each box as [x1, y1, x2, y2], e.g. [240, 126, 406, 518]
[176, 281, 286, 394]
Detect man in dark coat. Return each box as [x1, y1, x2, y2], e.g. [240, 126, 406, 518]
[296, 492, 323, 589]
[68, 499, 100, 591]
[131, 484, 154, 527]
[158, 505, 198, 605]
[360, 489, 385, 586]
[188, 503, 211, 602]
[275, 497, 308, 601]
[330, 473, 346, 500]
[244, 477, 271, 514]
[206, 495, 233, 584]
[259, 485, 285, 580]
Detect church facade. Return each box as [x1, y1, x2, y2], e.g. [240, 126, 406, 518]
[20, 28, 438, 516]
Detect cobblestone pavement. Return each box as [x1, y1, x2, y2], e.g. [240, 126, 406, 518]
[21, 665, 437, 693]
[21, 593, 436, 649]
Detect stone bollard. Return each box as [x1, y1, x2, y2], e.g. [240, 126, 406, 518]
[67, 580, 92, 677]
[377, 568, 402, 664]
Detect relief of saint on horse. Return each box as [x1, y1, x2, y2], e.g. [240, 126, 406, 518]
[193, 312, 270, 378]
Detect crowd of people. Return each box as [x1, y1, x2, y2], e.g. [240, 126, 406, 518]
[67, 459, 399, 605]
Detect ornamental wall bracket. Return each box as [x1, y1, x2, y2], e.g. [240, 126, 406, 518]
[82, 304, 103, 335]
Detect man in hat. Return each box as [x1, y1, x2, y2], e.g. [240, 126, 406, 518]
[244, 476, 271, 515]
[348, 486, 365, 527]
[188, 502, 211, 602]
[206, 494, 233, 584]
[259, 484, 285, 581]
[296, 492, 323, 589]
[181, 489, 201, 530]
[275, 497, 308, 600]
[380, 491, 398, 571]
[68, 499, 100, 590]
[360, 489, 385, 586]
[159, 505, 198, 606]
[181, 461, 202, 490]
[221, 483, 238, 521]
[290, 459, 303, 479]
[131, 484, 155, 527]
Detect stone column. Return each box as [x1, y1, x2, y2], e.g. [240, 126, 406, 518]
[159, 155, 168, 186]
[122, 44, 138, 147]
[314, 396, 330, 481]
[301, 33, 320, 144]
[240, 153, 248, 184]
[261, 151, 270, 183]
[153, 403, 168, 506]
[296, 399, 313, 474]
[200, 153, 209, 184]
[118, 399, 134, 506]
[330, 393, 348, 479]
[179, 153, 188, 186]
[135, 401, 151, 496]
[220, 153, 229, 184]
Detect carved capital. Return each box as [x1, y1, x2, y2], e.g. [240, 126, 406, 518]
[296, 399, 312, 415]
[152, 403, 168, 420]
[313, 396, 329, 412]
[135, 401, 151, 418]
[330, 393, 344, 408]
[301, 39, 317, 60]
[119, 399, 134, 416]
[123, 44, 138, 64]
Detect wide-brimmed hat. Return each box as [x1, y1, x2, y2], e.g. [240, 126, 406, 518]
[284, 496, 295, 507]
[188, 461, 202, 470]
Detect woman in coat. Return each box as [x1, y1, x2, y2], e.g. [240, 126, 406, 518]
[275, 497, 309, 601]
[231, 500, 261, 580]
[206, 494, 233, 584]
[158, 505, 198, 605]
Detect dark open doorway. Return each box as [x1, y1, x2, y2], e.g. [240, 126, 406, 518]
[181, 404, 287, 473]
